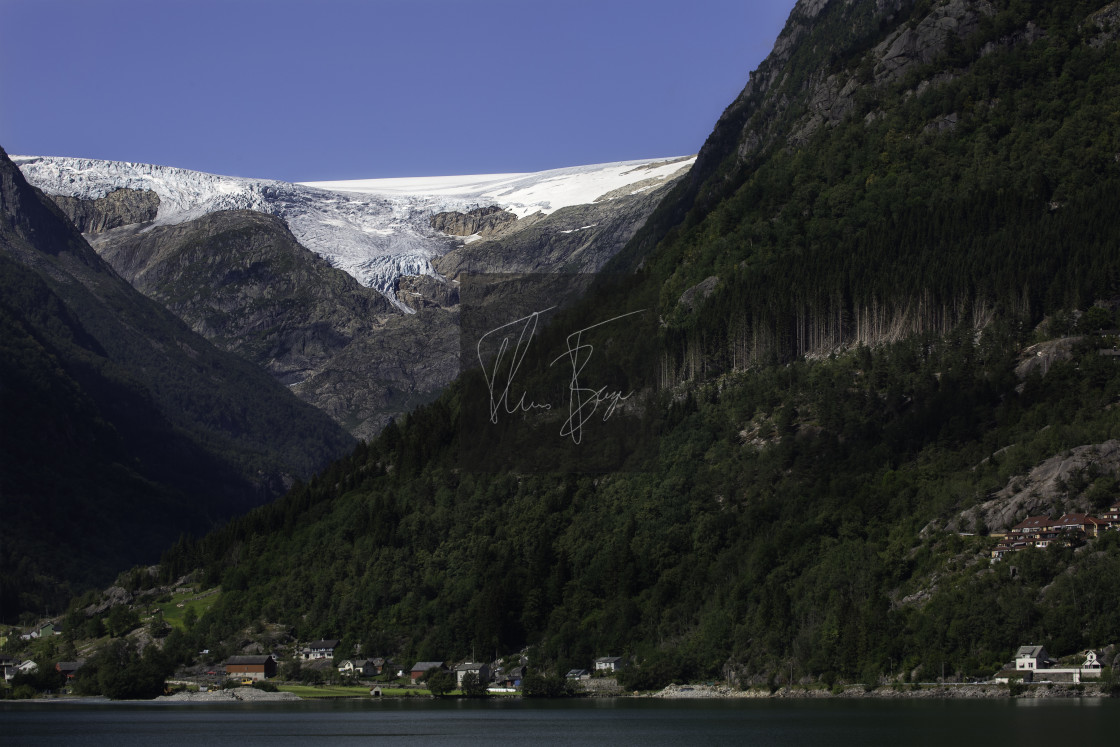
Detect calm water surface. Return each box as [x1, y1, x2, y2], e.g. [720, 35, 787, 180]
[2, 697, 1118, 745]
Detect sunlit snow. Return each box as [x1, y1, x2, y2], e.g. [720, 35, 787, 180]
[14, 155, 695, 311]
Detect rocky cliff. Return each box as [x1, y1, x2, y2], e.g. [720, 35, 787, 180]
[429, 205, 518, 238]
[396, 273, 460, 310]
[50, 187, 159, 233]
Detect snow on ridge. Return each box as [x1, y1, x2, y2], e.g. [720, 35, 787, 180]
[13, 154, 694, 311]
[301, 156, 696, 219]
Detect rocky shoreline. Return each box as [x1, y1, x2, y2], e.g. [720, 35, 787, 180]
[646, 683, 1110, 699]
[156, 687, 301, 703]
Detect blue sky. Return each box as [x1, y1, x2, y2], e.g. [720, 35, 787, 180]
[0, 0, 796, 182]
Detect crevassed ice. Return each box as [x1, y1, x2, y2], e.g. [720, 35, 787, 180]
[13, 155, 695, 312]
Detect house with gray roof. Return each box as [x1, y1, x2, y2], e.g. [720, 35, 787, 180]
[1015, 645, 1054, 671]
[454, 662, 491, 686]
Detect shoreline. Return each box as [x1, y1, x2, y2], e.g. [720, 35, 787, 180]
[645, 682, 1111, 699]
[9, 682, 1111, 704]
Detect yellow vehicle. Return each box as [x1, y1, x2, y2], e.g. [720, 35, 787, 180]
[240, 678, 254, 686]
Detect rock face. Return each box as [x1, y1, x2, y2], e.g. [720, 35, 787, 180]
[430, 205, 517, 238]
[1014, 338, 1080, 380]
[943, 441, 1120, 534]
[622, 0, 1020, 268]
[291, 308, 459, 437]
[789, 0, 994, 144]
[50, 187, 159, 233]
[678, 276, 720, 313]
[873, 0, 993, 84]
[86, 209, 458, 440]
[396, 273, 460, 310]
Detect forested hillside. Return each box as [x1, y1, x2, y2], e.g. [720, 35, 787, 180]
[637, 0, 1120, 381]
[84, 0, 1120, 686]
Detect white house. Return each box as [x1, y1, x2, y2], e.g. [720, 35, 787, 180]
[594, 656, 626, 672]
[338, 658, 375, 677]
[1082, 650, 1102, 671]
[454, 662, 491, 686]
[1015, 645, 1052, 670]
[302, 639, 340, 660]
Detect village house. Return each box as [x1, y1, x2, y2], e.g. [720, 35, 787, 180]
[566, 668, 591, 680]
[454, 662, 491, 687]
[16, 660, 38, 676]
[1, 656, 19, 682]
[1051, 513, 1108, 537]
[338, 658, 381, 677]
[594, 656, 626, 673]
[19, 623, 58, 642]
[301, 639, 340, 660]
[1103, 501, 1120, 524]
[1015, 645, 1054, 671]
[55, 661, 82, 680]
[1010, 516, 1051, 535]
[497, 665, 527, 687]
[225, 655, 277, 681]
[410, 661, 447, 685]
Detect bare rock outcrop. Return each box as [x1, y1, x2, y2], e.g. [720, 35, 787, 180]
[944, 441, 1120, 533]
[396, 274, 459, 310]
[83, 586, 134, 616]
[83, 209, 460, 440]
[874, 0, 994, 84]
[158, 687, 301, 702]
[678, 276, 720, 313]
[50, 188, 159, 233]
[1086, 2, 1120, 46]
[430, 205, 517, 238]
[1014, 337, 1081, 380]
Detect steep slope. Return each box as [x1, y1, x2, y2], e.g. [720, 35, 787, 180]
[144, 0, 1120, 687]
[0, 147, 354, 620]
[621, 0, 1120, 380]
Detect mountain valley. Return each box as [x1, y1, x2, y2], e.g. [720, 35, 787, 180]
[15, 155, 692, 437]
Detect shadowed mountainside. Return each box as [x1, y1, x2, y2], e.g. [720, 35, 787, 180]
[0, 147, 355, 620]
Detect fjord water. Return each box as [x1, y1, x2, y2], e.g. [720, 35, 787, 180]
[3, 698, 1118, 745]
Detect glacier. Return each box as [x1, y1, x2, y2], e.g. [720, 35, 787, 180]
[13, 154, 695, 311]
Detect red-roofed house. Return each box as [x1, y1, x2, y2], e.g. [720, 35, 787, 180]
[1052, 513, 1108, 537]
[1011, 516, 1052, 535]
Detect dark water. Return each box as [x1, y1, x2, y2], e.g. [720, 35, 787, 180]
[2, 697, 1118, 745]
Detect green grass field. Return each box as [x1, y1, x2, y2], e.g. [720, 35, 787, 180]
[148, 588, 220, 630]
